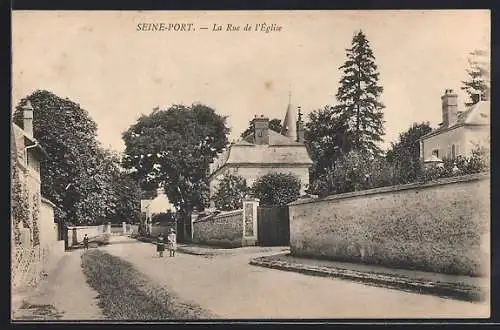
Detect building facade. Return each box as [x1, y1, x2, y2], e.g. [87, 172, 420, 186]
[419, 89, 490, 163]
[208, 102, 313, 205]
[12, 101, 53, 248]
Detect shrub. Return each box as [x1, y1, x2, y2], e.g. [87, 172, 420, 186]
[213, 173, 248, 211]
[421, 145, 489, 183]
[251, 172, 301, 207]
[309, 151, 395, 196]
[151, 211, 175, 225]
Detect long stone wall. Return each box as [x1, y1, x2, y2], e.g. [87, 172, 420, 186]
[288, 173, 490, 277]
[193, 210, 244, 248]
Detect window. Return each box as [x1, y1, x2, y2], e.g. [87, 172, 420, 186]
[451, 144, 456, 159]
[432, 149, 439, 157]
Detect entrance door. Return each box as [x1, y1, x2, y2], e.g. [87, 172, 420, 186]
[257, 206, 290, 246]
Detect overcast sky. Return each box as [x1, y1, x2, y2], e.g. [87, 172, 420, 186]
[12, 10, 490, 152]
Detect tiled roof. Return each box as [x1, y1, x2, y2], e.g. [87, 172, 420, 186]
[242, 130, 303, 146]
[420, 100, 490, 140]
[225, 144, 313, 165]
[209, 130, 313, 176]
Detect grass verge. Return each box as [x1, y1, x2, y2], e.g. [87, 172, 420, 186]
[81, 249, 215, 320]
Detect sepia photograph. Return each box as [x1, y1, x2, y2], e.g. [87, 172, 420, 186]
[10, 9, 490, 321]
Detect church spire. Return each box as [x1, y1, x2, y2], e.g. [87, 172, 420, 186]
[280, 90, 297, 140]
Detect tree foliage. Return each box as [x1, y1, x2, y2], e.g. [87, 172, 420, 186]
[14, 90, 140, 226]
[240, 118, 282, 138]
[422, 145, 490, 182]
[333, 30, 385, 155]
[251, 172, 301, 207]
[304, 106, 350, 181]
[14, 90, 104, 225]
[122, 104, 230, 216]
[386, 122, 432, 184]
[213, 173, 248, 211]
[308, 151, 393, 197]
[461, 49, 490, 106]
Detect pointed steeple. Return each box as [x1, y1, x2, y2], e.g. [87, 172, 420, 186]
[280, 91, 297, 140]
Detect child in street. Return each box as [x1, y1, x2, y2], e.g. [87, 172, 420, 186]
[156, 233, 165, 257]
[83, 234, 89, 251]
[167, 228, 177, 257]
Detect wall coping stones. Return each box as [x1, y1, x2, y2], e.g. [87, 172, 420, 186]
[194, 209, 243, 223]
[289, 172, 490, 206]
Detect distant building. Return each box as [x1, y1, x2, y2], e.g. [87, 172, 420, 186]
[208, 101, 313, 206]
[140, 188, 174, 218]
[419, 89, 490, 163]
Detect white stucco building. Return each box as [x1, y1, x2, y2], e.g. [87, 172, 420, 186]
[208, 102, 313, 205]
[419, 89, 490, 162]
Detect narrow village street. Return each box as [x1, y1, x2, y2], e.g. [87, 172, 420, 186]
[98, 236, 488, 319]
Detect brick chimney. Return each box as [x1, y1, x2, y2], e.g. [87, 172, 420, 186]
[22, 101, 34, 137]
[441, 89, 458, 128]
[253, 115, 269, 145]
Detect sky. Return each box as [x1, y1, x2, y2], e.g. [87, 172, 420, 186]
[12, 10, 490, 152]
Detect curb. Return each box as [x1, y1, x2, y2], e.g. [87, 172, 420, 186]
[249, 257, 485, 302]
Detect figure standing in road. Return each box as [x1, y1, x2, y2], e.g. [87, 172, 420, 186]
[83, 234, 89, 252]
[156, 233, 165, 257]
[167, 228, 177, 257]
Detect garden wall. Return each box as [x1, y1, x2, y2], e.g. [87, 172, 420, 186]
[67, 225, 105, 247]
[288, 173, 490, 276]
[39, 198, 59, 248]
[193, 210, 244, 247]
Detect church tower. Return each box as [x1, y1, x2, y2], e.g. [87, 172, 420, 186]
[280, 92, 297, 140]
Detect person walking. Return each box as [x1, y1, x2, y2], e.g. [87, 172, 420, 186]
[167, 228, 177, 257]
[156, 233, 165, 258]
[83, 234, 89, 252]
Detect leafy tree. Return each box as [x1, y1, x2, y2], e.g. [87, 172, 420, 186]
[14, 90, 139, 227]
[461, 49, 490, 105]
[213, 173, 248, 211]
[240, 118, 282, 138]
[333, 30, 385, 155]
[304, 105, 351, 181]
[386, 122, 432, 184]
[251, 172, 301, 207]
[122, 103, 229, 240]
[13, 90, 111, 226]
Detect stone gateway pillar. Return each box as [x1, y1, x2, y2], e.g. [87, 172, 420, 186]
[242, 198, 259, 246]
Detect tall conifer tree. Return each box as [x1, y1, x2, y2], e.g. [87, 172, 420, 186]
[334, 30, 385, 156]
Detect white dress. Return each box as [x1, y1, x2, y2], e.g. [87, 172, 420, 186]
[167, 233, 177, 251]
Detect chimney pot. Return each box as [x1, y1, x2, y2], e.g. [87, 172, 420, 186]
[22, 101, 34, 137]
[252, 116, 270, 145]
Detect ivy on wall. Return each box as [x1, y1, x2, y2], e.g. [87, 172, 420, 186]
[32, 193, 41, 246]
[11, 135, 30, 245]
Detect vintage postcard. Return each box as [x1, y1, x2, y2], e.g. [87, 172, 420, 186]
[11, 10, 490, 321]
